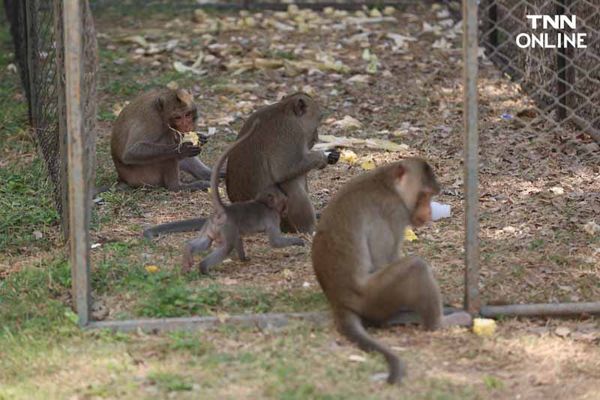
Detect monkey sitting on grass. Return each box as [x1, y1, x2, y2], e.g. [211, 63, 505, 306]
[110, 88, 214, 191]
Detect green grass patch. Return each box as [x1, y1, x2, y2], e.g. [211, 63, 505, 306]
[483, 375, 504, 390]
[0, 256, 73, 335]
[0, 164, 60, 253]
[137, 281, 327, 318]
[0, 15, 60, 255]
[148, 371, 194, 392]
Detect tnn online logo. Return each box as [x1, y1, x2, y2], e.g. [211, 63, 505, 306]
[516, 15, 588, 48]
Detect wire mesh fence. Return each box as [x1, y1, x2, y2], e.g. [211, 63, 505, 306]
[3, 0, 98, 237]
[480, 0, 600, 143]
[90, 0, 404, 11]
[474, 0, 600, 317]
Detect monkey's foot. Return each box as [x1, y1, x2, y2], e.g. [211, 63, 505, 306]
[188, 181, 210, 191]
[441, 311, 473, 328]
[199, 264, 210, 275]
[181, 261, 193, 273]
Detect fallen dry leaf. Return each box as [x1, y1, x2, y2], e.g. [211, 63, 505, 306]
[120, 35, 148, 47]
[364, 138, 409, 152]
[582, 221, 599, 236]
[348, 74, 372, 84]
[173, 61, 206, 75]
[555, 326, 571, 337]
[386, 32, 416, 49]
[314, 135, 364, 150]
[348, 354, 367, 363]
[333, 115, 362, 130]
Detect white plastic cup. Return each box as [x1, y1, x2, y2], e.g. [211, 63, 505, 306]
[431, 201, 451, 221]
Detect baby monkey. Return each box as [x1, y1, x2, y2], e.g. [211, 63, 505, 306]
[312, 158, 472, 384]
[182, 120, 305, 274]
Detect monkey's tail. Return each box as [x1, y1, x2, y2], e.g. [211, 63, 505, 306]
[336, 310, 405, 385]
[142, 218, 207, 239]
[92, 181, 130, 197]
[210, 119, 261, 214]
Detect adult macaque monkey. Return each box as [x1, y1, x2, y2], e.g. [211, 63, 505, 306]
[142, 92, 339, 238]
[182, 120, 304, 274]
[111, 88, 213, 191]
[312, 158, 472, 384]
[227, 92, 339, 233]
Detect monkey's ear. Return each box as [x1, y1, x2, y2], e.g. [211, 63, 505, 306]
[155, 96, 164, 112]
[395, 164, 406, 179]
[293, 97, 307, 116]
[176, 89, 193, 106]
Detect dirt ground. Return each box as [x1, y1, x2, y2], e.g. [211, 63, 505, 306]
[88, 2, 599, 306]
[2, 2, 599, 399]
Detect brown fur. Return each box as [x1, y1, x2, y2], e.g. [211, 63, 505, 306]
[226, 92, 333, 233]
[182, 120, 304, 274]
[312, 158, 472, 384]
[142, 92, 338, 238]
[111, 88, 212, 191]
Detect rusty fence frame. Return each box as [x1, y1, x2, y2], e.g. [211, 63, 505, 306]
[64, 0, 600, 332]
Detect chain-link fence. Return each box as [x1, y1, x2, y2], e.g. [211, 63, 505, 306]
[480, 0, 600, 143]
[90, 0, 406, 11]
[3, 0, 98, 237]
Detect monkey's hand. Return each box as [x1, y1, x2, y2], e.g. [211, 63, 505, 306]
[177, 142, 202, 159]
[326, 149, 341, 165]
[198, 134, 209, 146]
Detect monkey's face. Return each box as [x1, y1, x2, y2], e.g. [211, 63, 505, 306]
[158, 89, 199, 133]
[413, 162, 440, 227]
[170, 107, 197, 133]
[259, 190, 289, 216]
[270, 194, 289, 216]
[410, 192, 434, 227]
[394, 159, 441, 227]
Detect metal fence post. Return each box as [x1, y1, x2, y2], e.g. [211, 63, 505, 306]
[485, 0, 498, 50]
[462, 0, 480, 315]
[556, 0, 574, 122]
[64, 0, 91, 326]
